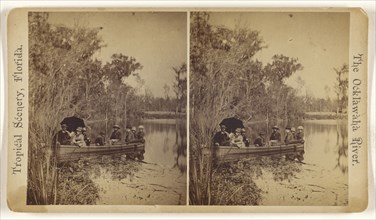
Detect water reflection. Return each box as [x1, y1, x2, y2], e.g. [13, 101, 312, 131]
[86, 118, 187, 174]
[141, 119, 187, 173]
[210, 119, 348, 206]
[303, 120, 348, 174]
[245, 120, 348, 174]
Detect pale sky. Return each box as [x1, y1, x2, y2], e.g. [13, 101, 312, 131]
[209, 12, 350, 98]
[48, 12, 187, 97]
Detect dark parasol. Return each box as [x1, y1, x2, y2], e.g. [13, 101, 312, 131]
[60, 116, 86, 132]
[219, 117, 244, 133]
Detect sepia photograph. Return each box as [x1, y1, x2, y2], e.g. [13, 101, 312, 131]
[189, 11, 351, 206]
[4, 7, 370, 213]
[27, 11, 187, 205]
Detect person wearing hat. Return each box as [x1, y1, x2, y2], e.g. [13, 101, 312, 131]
[53, 123, 72, 146]
[110, 125, 122, 144]
[136, 125, 146, 143]
[291, 127, 297, 140]
[296, 126, 305, 142]
[82, 127, 91, 146]
[131, 126, 137, 137]
[284, 126, 294, 144]
[72, 127, 85, 147]
[270, 125, 281, 143]
[241, 128, 250, 147]
[124, 125, 135, 143]
[229, 128, 245, 148]
[254, 132, 265, 147]
[94, 131, 106, 146]
[213, 125, 230, 146]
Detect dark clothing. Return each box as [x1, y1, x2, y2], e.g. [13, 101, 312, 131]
[54, 130, 71, 145]
[110, 130, 122, 140]
[83, 133, 91, 146]
[284, 132, 294, 144]
[270, 131, 281, 142]
[125, 130, 135, 143]
[94, 135, 105, 146]
[136, 131, 145, 143]
[242, 135, 250, 147]
[296, 132, 304, 141]
[254, 136, 265, 147]
[213, 131, 230, 146]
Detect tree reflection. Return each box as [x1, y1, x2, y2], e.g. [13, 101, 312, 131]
[335, 120, 348, 173]
[172, 120, 187, 173]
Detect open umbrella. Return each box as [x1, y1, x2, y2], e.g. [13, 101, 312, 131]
[60, 116, 86, 132]
[219, 117, 244, 133]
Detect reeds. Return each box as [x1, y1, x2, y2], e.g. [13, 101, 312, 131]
[27, 124, 59, 205]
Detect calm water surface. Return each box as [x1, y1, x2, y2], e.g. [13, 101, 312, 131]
[303, 120, 348, 173]
[87, 118, 187, 173]
[85, 118, 187, 205]
[142, 119, 187, 173]
[251, 120, 348, 205]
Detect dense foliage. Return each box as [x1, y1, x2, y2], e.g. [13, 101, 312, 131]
[189, 12, 305, 205]
[27, 12, 185, 204]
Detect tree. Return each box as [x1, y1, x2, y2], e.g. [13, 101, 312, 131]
[27, 13, 145, 205]
[102, 53, 143, 124]
[190, 12, 266, 205]
[173, 63, 187, 113]
[263, 54, 303, 125]
[189, 12, 305, 205]
[334, 64, 349, 114]
[164, 83, 171, 101]
[28, 12, 106, 205]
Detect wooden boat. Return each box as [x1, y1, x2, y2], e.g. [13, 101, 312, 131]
[212, 142, 305, 163]
[57, 142, 145, 162]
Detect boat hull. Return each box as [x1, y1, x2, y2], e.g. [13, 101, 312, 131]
[212, 143, 305, 163]
[57, 143, 145, 162]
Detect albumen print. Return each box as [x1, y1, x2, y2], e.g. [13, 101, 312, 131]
[27, 11, 187, 205]
[189, 12, 352, 206]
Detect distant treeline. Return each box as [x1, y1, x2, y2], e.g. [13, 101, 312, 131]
[189, 12, 348, 205]
[27, 12, 186, 205]
[142, 111, 186, 119]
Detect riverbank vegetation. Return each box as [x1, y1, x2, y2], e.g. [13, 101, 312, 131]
[189, 12, 348, 205]
[27, 12, 186, 205]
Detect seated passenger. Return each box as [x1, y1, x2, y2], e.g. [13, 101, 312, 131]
[82, 127, 91, 146]
[94, 131, 106, 146]
[136, 125, 145, 143]
[241, 128, 250, 147]
[254, 132, 265, 147]
[53, 123, 72, 146]
[284, 127, 294, 144]
[110, 125, 122, 144]
[125, 126, 135, 143]
[131, 126, 137, 137]
[72, 127, 85, 147]
[270, 126, 281, 142]
[291, 127, 297, 140]
[229, 128, 245, 148]
[213, 125, 230, 146]
[296, 126, 305, 142]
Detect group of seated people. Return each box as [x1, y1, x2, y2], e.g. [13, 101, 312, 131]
[53, 123, 145, 147]
[103, 124, 145, 145]
[53, 124, 91, 147]
[213, 124, 304, 148]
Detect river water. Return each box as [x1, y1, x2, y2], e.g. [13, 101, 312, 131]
[84, 118, 187, 205]
[253, 120, 348, 205]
